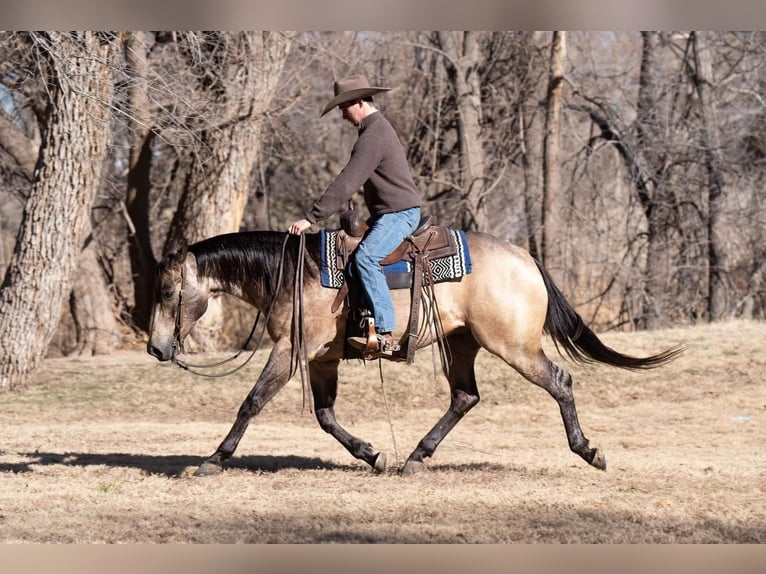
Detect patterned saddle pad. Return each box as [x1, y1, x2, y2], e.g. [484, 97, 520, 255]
[319, 228, 472, 289]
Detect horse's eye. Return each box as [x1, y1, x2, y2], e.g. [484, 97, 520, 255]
[162, 289, 174, 301]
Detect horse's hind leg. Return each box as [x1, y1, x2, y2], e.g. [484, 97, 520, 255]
[516, 350, 606, 470]
[311, 359, 387, 473]
[402, 330, 481, 475]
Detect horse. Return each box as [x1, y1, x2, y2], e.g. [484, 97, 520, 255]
[147, 229, 681, 477]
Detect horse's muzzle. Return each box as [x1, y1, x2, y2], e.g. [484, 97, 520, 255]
[147, 341, 172, 362]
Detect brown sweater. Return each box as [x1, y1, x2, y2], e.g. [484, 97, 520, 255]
[307, 111, 422, 223]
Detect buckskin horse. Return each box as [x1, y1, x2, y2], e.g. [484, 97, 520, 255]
[147, 228, 680, 476]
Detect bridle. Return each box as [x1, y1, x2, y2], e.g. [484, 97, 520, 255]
[170, 265, 186, 360]
[168, 233, 310, 400]
[169, 247, 266, 378]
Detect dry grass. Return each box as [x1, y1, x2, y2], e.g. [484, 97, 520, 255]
[1, 321, 764, 543]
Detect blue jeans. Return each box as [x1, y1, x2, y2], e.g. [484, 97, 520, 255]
[352, 207, 421, 334]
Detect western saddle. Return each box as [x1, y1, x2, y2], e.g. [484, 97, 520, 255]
[332, 209, 457, 363]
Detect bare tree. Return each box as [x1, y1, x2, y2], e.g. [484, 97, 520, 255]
[518, 85, 544, 260]
[123, 31, 156, 332]
[541, 31, 566, 277]
[562, 31, 766, 329]
[635, 31, 676, 328]
[434, 32, 489, 230]
[691, 31, 732, 320]
[0, 32, 117, 390]
[569, 32, 690, 329]
[165, 32, 292, 247]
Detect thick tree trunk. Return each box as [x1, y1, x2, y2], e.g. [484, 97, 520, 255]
[71, 239, 122, 355]
[167, 32, 292, 247]
[0, 32, 116, 390]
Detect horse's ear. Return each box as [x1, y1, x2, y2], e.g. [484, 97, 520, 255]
[165, 237, 188, 265]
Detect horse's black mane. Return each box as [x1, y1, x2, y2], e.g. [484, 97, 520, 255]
[189, 231, 321, 301]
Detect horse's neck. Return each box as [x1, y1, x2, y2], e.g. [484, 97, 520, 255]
[193, 236, 287, 312]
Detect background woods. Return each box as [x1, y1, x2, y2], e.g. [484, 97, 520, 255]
[1, 31, 765, 390]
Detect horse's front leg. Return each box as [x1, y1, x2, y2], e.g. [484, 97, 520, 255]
[311, 359, 387, 473]
[402, 331, 481, 475]
[194, 338, 292, 477]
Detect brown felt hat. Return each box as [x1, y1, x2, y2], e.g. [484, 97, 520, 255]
[320, 74, 390, 117]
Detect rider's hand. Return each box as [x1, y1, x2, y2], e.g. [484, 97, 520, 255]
[288, 218, 312, 235]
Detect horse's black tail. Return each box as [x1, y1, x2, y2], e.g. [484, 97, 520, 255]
[534, 259, 683, 370]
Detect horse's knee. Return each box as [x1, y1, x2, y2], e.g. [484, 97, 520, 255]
[236, 392, 267, 420]
[451, 389, 479, 415]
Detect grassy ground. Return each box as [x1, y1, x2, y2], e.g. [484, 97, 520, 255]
[0, 321, 764, 542]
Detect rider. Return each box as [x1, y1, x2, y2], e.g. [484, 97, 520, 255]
[288, 74, 423, 357]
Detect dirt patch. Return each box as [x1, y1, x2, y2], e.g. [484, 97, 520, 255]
[1, 321, 764, 542]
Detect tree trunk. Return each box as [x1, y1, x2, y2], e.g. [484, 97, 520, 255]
[167, 32, 292, 247]
[0, 32, 116, 390]
[71, 239, 122, 355]
[692, 31, 731, 321]
[519, 106, 541, 260]
[124, 31, 157, 333]
[636, 31, 672, 330]
[437, 31, 489, 231]
[541, 31, 566, 279]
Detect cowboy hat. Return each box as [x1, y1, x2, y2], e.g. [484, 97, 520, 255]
[320, 74, 390, 117]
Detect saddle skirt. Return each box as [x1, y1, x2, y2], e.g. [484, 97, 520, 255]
[319, 227, 472, 290]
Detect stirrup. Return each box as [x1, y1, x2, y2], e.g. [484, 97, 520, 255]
[347, 334, 401, 358]
[347, 318, 401, 358]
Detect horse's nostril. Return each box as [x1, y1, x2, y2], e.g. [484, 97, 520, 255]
[147, 343, 165, 361]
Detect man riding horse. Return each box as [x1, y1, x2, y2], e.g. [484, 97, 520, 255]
[288, 74, 422, 358]
[147, 75, 682, 478]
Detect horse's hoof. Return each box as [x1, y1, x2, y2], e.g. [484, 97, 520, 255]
[372, 452, 387, 474]
[400, 459, 425, 476]
[193, 461, 223, 477]
[590, 449, 607, 471]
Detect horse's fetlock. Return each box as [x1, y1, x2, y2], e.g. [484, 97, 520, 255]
[415, 439, 437, 458]
[569, 437, 590, 457]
